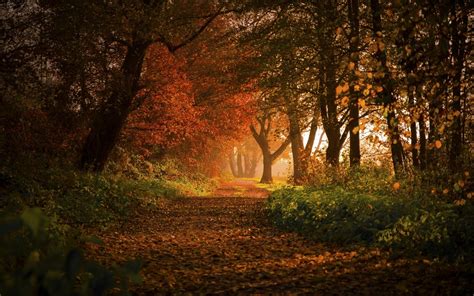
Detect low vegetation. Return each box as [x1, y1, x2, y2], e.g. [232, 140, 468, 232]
[0, 156, 217, 295]
[267, 167, 473, 262]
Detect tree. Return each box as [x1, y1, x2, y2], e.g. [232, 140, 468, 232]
[250, 106, 290, 183]
[348, 0, 361, 166]
[74, 1, 233, 171]
[369, 0, 405, 175]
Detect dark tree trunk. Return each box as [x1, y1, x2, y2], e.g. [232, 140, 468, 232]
[370, 0, 404, 175]
[304, 109, 319, 157]
[288, 107, 306, 185]
[79, 40, 149, 171]
[348, 0, 361, 167]
[419, 113, 427, 170]
[322, 60, 341, 167]
[448, 0, 467, 172]
[261, 151, 273, 183]
[315, 0, 345, 168]
[408, 88, 419, 167]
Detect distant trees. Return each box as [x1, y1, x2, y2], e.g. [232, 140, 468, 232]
[228, 137, 261, 179]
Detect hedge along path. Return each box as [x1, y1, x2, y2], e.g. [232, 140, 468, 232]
[87, 180, 470, 295]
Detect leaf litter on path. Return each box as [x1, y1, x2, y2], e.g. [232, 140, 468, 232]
[86, 180, 473, 295]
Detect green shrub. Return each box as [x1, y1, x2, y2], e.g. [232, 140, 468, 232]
[267, 185, 474, 261]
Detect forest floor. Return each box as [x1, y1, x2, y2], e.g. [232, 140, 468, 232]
[87, 180, 472, 295]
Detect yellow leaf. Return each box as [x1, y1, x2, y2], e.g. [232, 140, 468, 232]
[392, 182, 400, 190]
[354, 85, 360, 91]
[358, 99, 366, 108]
[352, 126, 360, 134]
[367, 73, 373, 79]
[443, 188, 449, 194]
[375, 86, 383, 93]
[336, 85, 343, 96]
[363, 89, 370, 96]
[348, 62, 355, 70]
[435, 140, 442, 149]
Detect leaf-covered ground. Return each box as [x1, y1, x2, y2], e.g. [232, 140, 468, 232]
[87, 180, 472, 295]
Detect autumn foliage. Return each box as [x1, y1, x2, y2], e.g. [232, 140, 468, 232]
[124, 44, 256, 174]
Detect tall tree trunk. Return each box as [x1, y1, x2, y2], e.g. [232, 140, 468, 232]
[348, 0, 361, 167]
[370, 0, 404, 175]
[322, 60, 342, 166]
[79, 40, 149, 171]
[419, 113, 427, 170]
[448, 0, 466, 172]
[287, 101, 306, 185]
[408, 88, 419, 167]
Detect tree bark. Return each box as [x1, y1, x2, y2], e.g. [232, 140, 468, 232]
[261, 150, 273, 183]
[79, 40, 149, 171]
[419, 113, 427, 170]
[448, 0, 467, 172]
[287, 105, 306, 184]
[348, 0, 361, 167]
[370, 0, 404, 175]
[408, 88, 419, 168]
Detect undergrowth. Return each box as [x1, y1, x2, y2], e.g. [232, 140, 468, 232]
[0, 155, 217, 295]
[267, 166, 474, 262]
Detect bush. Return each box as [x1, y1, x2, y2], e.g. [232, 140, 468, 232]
[267, 184, 474, 261]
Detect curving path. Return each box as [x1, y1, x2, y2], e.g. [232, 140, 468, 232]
[88, 180, 472, 295]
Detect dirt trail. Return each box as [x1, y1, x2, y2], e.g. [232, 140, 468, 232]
[89, 180, 471, 295]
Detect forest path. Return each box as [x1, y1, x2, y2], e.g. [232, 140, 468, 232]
[89, 180, 469, 295]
